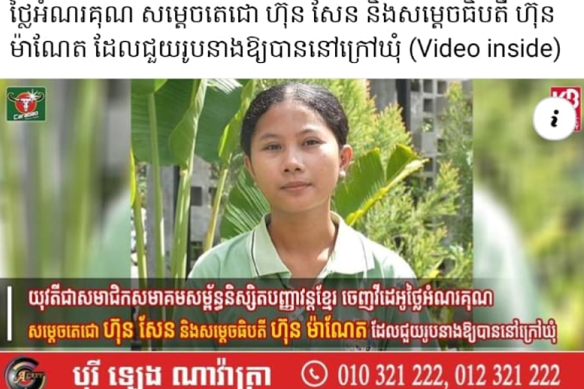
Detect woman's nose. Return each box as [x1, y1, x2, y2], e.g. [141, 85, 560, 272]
[282, 149, 303, 172]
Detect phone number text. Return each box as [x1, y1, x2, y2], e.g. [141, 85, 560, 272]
[334, 362, 560, 388]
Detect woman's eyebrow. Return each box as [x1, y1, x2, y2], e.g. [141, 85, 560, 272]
[257, 128, 320, 141]
[257, 132, 279, 141]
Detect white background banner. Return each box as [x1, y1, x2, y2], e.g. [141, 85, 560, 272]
[1, 0, 582, 78]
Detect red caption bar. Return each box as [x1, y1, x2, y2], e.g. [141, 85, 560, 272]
[0, 351, 580, 389]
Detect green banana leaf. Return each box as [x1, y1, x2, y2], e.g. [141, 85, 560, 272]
[220, 170, 270, 240]
[130, 148, 136, 206]
[132, 79, 167, 95]
[203, 80, 257, 251]
[217, 80, 256, 165]
[195, 79, 243, 164]
[343, 144, 426, 226]
[386, 144, 419, 183]
[131, 79, 197, 167]
[332, 148, 385, 220]
[131, 79, 243, 168]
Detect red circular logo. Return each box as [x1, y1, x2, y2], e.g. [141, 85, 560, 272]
[8, 91, 44, 114]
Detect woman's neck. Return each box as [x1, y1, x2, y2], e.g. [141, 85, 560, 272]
[267, 207, 337, 264]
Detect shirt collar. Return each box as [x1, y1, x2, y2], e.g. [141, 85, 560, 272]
[249, 212, 374, 278]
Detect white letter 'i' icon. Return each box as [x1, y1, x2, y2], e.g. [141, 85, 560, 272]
[533, 97, 577, 141]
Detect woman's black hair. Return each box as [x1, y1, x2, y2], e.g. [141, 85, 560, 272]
[240, 82, 349, 157]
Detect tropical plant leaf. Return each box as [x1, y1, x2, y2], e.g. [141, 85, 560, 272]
[196, 79, 243, 164]
[421, 259, 444, 284]
[131, 79, 167, 95]
[220, 170, 270, 240]
[170, 79, 207, 285]
[203, 80, 255, 252]
[386, 144, 418, 182]
[132, 79, 243, 168]
[332, 148, 385, 220]
[131, 79, 196, 166]
[218, 80, 256, 165]
[346, 156, 426, 226]
[130, 148, 136, 206]
[169, 80, 204, 168]
[333, 145, 423, 225]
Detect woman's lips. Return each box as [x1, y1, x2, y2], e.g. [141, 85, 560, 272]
[281, 182, 311, 191]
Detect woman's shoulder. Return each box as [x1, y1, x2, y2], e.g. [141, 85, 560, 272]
[352, 229, 418, 280]
[186, 231, 252, 280]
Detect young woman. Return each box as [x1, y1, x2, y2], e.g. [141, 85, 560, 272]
[171, 82, 437, 350]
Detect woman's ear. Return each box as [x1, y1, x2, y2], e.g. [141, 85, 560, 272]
[339, 145, 353, 172]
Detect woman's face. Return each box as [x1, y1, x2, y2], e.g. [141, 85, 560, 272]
[244, 100, 352, 215]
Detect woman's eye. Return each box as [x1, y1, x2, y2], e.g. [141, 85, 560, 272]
[303, 139, 321, 146]
[264, 144, 281, 151]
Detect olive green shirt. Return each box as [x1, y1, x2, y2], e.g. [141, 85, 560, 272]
[169, 212, 437, 350]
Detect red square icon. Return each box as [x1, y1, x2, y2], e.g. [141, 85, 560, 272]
[551, 86, 581, 132]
